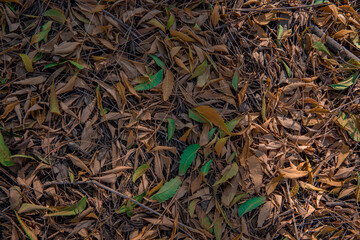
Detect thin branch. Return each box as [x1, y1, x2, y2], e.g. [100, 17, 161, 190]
[234, 3, 330, 12]
[44, 180, 200, 239]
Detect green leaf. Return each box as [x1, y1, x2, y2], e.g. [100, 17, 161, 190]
[227, 152, 236, 163]
[43, 62, 62, 70]
[31, 21, 52, 44]
[0, 131, 14, 166]
[149, 54, 165, 69]
[330, 72, 359, 90]
[277, 25, 284, 40]
[189, 109, 208, 123]
[68, 60, 85, 70]
[151, 176, 182, 202]
[45, 196, 87, 217]
[10, 154, 36, 161]
[135, 69, 163, 91]
[166, 11, 175, 30]
[167, 118, 175, 142]
[15, 212, 38, 240]
[19, 54, 33, 72]
[44, 8, 66, 24]
[232, 70, 240, 91]
[313, 0, 329, 4]
[214, 217, 222, 240]
[200, 158, 213, 176]
[132, 164, 150, 182]
[191, 60, 208, 79]
[116, 192, 146, 216]
[313, 41, 331, 56]
[33, 53, 44, 62]
[213, 162, 238, 186]
[238, 196, 266, 218]
[220, 116, 244, 137]
[336, 111, 360, 142]
[18, 203, 54, 214]
[179, 144, 201, 176]
[208, 127, 216, 141]
[278, 59, 292, 77]
[188, 199, 199, 218]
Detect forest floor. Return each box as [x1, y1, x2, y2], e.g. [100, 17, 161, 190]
[1, 0, 360, 239]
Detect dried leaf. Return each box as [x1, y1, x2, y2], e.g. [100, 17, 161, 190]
[50, 83, 61, 115]
[195, 106, 230, 135]
[162, 70, 174, 101]
[211, 3, 220, 28]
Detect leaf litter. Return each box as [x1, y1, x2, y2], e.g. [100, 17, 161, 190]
[1, 0, 360, 239]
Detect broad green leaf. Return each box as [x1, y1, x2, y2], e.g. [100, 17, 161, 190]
[330, 72, 359, 90]
[208, 127, 216, 141]
[50, 83, 61, 115]
[167, 118, 175, 142]
[336, 111, 360, 142]
[191, 60, 208, 79]
[278, 59, 292, 77]
[15, 212, 38, 240]
[232, 70, 240, 91]
[195, 106, 230, 135]
[135, 69, 163, 91]
[149, 54, 165, 69]
[132, 164, 150, 182]
[68, 60, 85, 70]
[45, 196, 87, 217]
[0, 131, 14, 166]
[238, 196, 266, 218]
[189, 109, 208, 123]
[166, 11, 175, 30]
[31, 21, 52, 44]
[179, 144, 201, 176]
[220, 116, 244, 137]
[18, 203, 54, 214]
[200, 158, 213, 176]
[213, 162, 238, 186]
[19, 54, 33, 72]
[151, 176, 182, 202]
[313, 41, 331, 56]
[44, 8, 66, 24]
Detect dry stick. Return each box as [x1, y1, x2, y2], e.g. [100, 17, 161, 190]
[44, 180, 199, 239]
[310, 23, 360, 63]
[234, 3, 330, 12]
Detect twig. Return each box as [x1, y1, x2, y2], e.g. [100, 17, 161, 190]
[234, 3, 330, 12]
[310, 22, 360, 63]
[44, 180, 199, 239]
[102, 10, 142, 41]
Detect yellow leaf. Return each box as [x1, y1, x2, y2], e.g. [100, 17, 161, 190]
[169, 30, 196, 42]
[215, 137, 228, 157]
[279, 167, 308, 179]
[50, 83, 61, 115]
[19, 54, 33, 72]
[211, 3, 220, 28]
[195, 106, 230, 135]
[148, 18, 165, 32]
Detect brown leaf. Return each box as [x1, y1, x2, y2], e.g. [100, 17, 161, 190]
[211, 3, 220, 28]
[195, 106, 230, 135]
[15, 76, 46, 85]
[162, 70, 174, 101]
